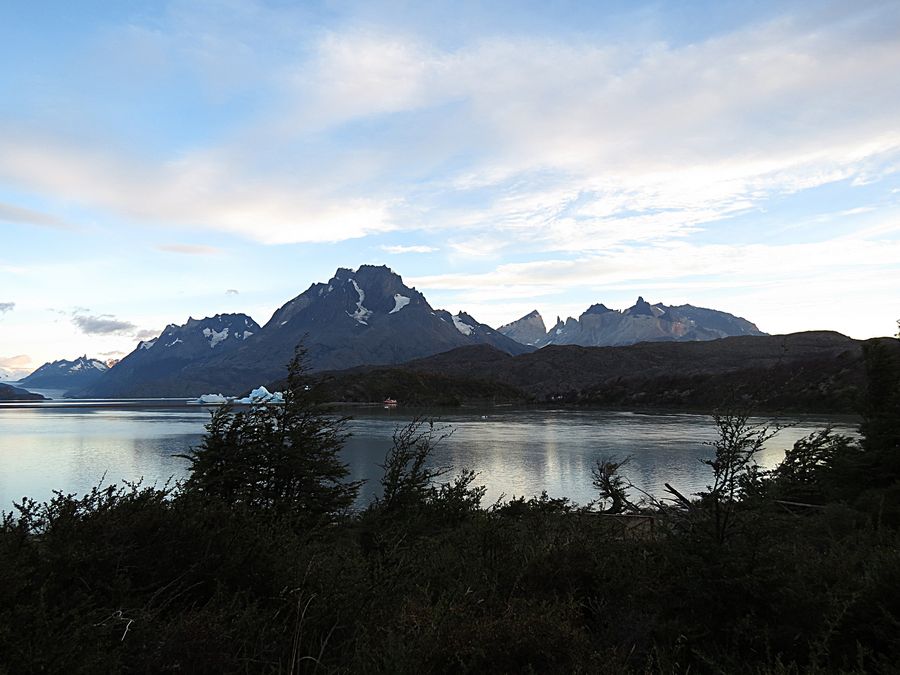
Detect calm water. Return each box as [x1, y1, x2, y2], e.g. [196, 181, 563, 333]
[0, 399, 858, 511]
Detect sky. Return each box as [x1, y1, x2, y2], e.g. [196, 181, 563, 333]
[1, 0, 899, 378]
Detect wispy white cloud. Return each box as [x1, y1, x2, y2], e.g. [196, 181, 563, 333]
[0, 302, 13, 314]
[411, 238, 900, 294]
[0, 201, 70, 229]
[156, 243, 223, 255]
[380, 244, 438, 254]
[0, 134, 398, 244]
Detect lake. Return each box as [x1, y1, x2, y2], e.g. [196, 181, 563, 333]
[0, 399, 859, 511]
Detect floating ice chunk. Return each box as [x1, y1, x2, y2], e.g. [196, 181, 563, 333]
[452, 313, 473, 336]
[187, 393, 229, 404]
[235, 386, 285, 405]
[389, 294, 410, 314]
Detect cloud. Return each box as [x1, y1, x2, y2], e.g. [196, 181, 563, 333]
[134, 328, 159, 340]
[0, 134, 398, 245]
[226, 288, 240, 295]
[0, 354, 33, 379]
[0, 354, 30, 368]
[0, 302, 13, 314]
[411, 237, 900, 295]
[71, 313, 138, 336]
[380, 244, 438, 254]
[156, 244, 223, 255]
[0, 201, 70, 229]
[0, 2, 898, 255]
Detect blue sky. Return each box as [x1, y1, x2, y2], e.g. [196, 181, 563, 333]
[1, 0, 899, 377]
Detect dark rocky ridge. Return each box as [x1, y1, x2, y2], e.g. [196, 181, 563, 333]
[318, 331, 886, 413]
[0, 383, 46, 401]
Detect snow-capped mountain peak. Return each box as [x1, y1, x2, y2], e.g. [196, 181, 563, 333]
[18, 355, 110, 392]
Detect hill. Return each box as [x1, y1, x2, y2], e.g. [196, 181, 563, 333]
[0, 383, 46, 401]
[318, 332, 883, 413]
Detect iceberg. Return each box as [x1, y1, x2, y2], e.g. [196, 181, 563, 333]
[235, 386, 284, 405]
[189, 393, 229, 404]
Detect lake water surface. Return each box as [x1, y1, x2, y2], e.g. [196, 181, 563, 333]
[0, 399, 858, 511]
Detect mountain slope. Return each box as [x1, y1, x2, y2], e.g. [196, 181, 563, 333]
[19, 356, 109, 392]
[498, 310, 547, 346]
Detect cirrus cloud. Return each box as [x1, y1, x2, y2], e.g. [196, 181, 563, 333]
[156, 243, 223, 255]
[0, 202, 70, 229]
[380, 244, 438, 254]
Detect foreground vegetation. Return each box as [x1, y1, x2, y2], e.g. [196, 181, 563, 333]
[2, 342, 899, 673]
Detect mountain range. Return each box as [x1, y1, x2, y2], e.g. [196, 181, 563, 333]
[16, 264, 768, 399]
[498, 298, 764, 347]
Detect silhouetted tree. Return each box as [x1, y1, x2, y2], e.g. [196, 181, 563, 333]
[696, 412, 777, 543]
[179, 347, 361, 520]
[375, 417, 451, 512]
[591, 457, 640, 514]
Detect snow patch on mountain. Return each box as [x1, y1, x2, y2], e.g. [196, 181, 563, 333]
[347, 279, 372, 325]
[452, 314, 474, 336]
[203, 327, 229, 348]
[390, 294, 411, 314]
[140, 339, 157, 350]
